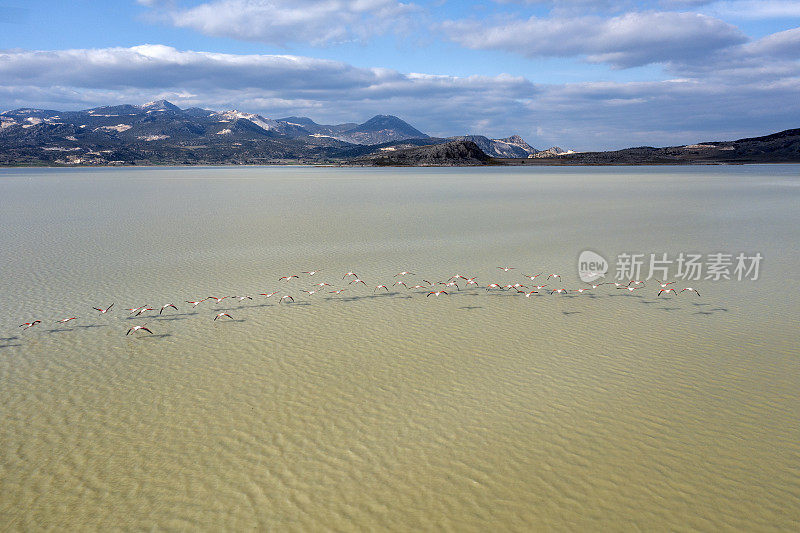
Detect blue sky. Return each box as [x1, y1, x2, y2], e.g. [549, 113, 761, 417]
[1, 0, 799, 150]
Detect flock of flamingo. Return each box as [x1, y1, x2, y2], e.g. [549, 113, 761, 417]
[15, 267, 702, 336]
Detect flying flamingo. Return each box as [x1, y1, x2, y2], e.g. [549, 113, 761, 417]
[342, 271, 358, 280]
[374, 285, 389, 292]
[438, 281, 460, 290]
[302, 270, 321, 276]
[618, 286, 642, 292]
[186, 300, 204, 308]
[547, 274, 562, 281]
[523, 273, 543, 281]
[93, 303, 114, 314]
[19, 320, 41, 330]
[573, 288, 592, 294]
[680, 287, 701, 296]
[523, 291, 539, 297]
[315, 282, 332, 287]
[498, 266, 515, 272]
[658, 288, 679, 296]
[349, 278, 367, 286]
[126, 324, 153, 335]
[302, 289, 320, 296]
[550, 288, 568, 294]
[329, 289, 346, 295]
[205, 296, 228, 304]
[486, 283, 503, 291]
[655, 279, 675, 288]
[279, 275, 299, 282]
[260, 291, 279, 298]
[395, 271, 414, 277]
[159, 304, 178, 314]
[56, 317, 77, 323]
[214, 312, 234, 320]
[279, 295, 294, 304]
[393, 280, 408, 288]
[427, 290, 448, 297]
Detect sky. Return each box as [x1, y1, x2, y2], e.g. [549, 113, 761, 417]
[1, 0, 799, 150]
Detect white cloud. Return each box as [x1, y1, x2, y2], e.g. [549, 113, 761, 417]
[442, 11, 746, 68]
[0, 43, 798, 151]
[704, 0, 800, 19]
[144, 0, 420, 46]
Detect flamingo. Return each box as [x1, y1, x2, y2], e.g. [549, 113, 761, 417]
[93, 303, 114, 314]
[573, 288, 592, 294]
[260, 291, 279, 298]
[349, 278, 367, 286]
[186, 300, 204, 308]
[523, 291, 538, 297]
[205, 296, 228, 304]
[394, 271, 414, 277]
[232, 296, 253, 302]
[279, 275, 299, 282]
[655, 279, 675, 288]
[279, 295, 294, 304]
[498, 266, 515, 272]
[126, 324, 153, 335]
[392, 280, 408, 288]
[427, 290, 448, 297]
[658, 288, 679, 296]
[56, 317, 77, 323]
[214, 312, 234, 320]
[523, 273, 543, 281]
[374, 285, 389, 292]
[159, 304, 178, 314]
[302, 270, 321, 276]
[486, 283, 503, 291]
[627, 280, 646, 287]
[680, 287, 701, 296]
[315, 282, 332, 287]
[618, 286, 642, 292]
[547, 274, 561, 281]
[550, 288, 568, 294]
[342, 271, 358, 280]
[329, 289, 346, 295]
[302, 289, 320, 296]
[19, 320, 41, 330]
[438, 281, 460, 290]
[533, 285, 548, 290]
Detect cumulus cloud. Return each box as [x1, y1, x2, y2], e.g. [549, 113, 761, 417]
[442, 11, 746, 68]
[0, 42, 798, 150]
[0, 45, 536, 137]
[143, 0, 420, 46]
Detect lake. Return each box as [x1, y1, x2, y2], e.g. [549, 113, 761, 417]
[1, 165, 799, 530]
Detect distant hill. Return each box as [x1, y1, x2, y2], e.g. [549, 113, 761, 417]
[522, 128, 800, 165]
[353, 140, 493, 166]
[335, 115, 428, 145]
[447, 134, 538, 158]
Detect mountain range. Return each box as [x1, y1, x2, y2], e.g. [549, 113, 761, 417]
[2, 100, 798, 166]
[0, 100, 545, 166]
